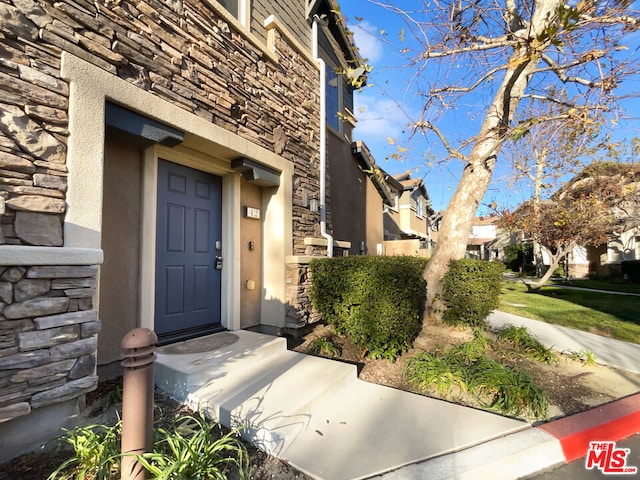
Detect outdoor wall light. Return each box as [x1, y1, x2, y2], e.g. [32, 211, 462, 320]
[309, 198, 319, 212]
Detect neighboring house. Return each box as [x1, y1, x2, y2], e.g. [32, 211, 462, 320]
[344, 141, 396, 255]
[0, 0, 366, 460]
[383, 172, 435, 256]
[466, 216, 499, 260]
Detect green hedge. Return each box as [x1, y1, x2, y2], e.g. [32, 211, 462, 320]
[442, 259, 505, 328]
[309, 256, 427, 361]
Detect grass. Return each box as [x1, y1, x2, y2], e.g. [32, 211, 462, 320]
[550, 278, 640, 294]
[499, 282, 640, 344]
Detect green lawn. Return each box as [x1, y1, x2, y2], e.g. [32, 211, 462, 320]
[550, 278, 640, 294]
[499, 282, 640, 344]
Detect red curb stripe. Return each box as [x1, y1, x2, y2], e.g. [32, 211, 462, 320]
[539, 394, 640, 463]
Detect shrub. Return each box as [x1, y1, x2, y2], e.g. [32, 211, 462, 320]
[309, 256, 427, 361]
[503, 243, 533, 273]
[442, 259, 505, 328]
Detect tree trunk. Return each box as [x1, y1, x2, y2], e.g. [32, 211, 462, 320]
[528, 245, 573, 291]
[532, 150, 546, 277]
[421, 0, 562, 328]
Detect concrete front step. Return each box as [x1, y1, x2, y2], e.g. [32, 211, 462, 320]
[193, 350, 357, 455]
[154, 330, 530, 480]
[155, 330, 287, 402]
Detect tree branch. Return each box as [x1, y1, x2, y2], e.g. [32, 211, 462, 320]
[430, 64, 508, 94]
[421, 37, 513, 59]
[538, 54, 597, 87]
[413, 119, 469, 162]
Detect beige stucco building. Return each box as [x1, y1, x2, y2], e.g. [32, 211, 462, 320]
[0, 0, 372, 460]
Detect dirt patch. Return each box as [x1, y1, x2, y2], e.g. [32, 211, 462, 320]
[291, 322, 640, 422]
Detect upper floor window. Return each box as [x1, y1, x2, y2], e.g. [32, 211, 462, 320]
[326, 64, 341, 132]
[416, 199, 423, 217]
[216, 0, 247, 25]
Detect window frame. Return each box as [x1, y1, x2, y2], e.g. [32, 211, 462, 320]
[325, 62, 342, 134]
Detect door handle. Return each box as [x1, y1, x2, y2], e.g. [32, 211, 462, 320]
[215, 256, 223, 270]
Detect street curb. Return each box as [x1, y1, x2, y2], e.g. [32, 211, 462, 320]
[373, 393, 640, 479]
[538, 392, 640, 463]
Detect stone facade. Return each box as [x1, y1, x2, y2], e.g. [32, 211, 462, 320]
[0, 0, 322, 249]
[0, 264, 99, 424]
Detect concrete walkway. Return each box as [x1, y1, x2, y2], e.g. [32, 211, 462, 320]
[154, 312, 640, 480]
[488, 310, 640, 374]
[155, 331, 528, 480]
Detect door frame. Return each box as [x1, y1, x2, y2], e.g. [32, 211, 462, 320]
[140, 145, 242, 333]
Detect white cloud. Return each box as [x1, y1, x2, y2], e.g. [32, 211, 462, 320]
[349, 21, 383, 63]
[353, 94, 409, 139]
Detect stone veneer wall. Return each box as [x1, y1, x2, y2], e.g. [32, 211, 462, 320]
[0, 264, 99, 424]
[0, 0, 322, 248]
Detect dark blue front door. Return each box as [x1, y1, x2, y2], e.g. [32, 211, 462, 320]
[155, 159, 222, 337]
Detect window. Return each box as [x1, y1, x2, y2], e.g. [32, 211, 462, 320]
[416, 198, 423, 217]
[326, 64, 340, 132]
[635, 235, 640, 260]
[218, 0, 238, 17]
[216, 0, 247, 25]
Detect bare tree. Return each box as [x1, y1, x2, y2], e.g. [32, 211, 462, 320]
[372, 0, 640, 326]
[500, 161, 640, 290]
[502, 99, 602, 276]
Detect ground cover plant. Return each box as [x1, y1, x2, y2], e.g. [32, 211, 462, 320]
[48, 408, 249, 480]
[404, 328, 550, 420]
[500, 282, 640, 344]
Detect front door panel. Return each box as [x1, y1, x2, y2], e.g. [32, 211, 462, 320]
[155, 159, 222, 337]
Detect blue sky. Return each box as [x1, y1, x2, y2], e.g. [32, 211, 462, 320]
[339, 1, 640, 214]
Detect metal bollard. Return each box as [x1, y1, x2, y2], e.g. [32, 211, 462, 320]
[120, 328, 158, 480]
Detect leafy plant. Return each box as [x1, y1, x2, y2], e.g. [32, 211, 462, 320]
[567, 349, 598, 365]
[308, 336, 341, 359]
[495, 325, 557, 364]
[404, 334, 549, 420]
[136, 411, 249, 480]
[467, 358, 549, 419]
[48, 421, 122, 480]
[404, 350, 467, 395]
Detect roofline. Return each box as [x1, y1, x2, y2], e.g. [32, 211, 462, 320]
[307, 0, 364, 66]
[351, 140, 396, 206]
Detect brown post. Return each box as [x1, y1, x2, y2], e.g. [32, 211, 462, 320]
[120, 328, 158, 480]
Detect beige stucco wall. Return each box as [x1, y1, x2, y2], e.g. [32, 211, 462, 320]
[98, 135, 142, 365]
[240, 179, 263, 328]
[365, 179, 384, 255]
